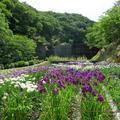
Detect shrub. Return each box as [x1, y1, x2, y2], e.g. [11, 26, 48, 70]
[4, 59, 42, 69]
[0, 35, 36, 65]
[28, 60, 35, 65]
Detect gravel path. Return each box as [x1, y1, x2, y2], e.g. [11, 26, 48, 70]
[102, 86, 120, 120]
[69, 89, 82, 120]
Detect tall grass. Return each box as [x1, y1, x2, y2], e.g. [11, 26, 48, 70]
[39, 85, 77, 120]
[81, 94, 113, 120]
[47, 56, 87, 63]
[101, 67, 120, 110]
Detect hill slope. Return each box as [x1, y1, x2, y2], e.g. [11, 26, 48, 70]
[0, 0, 97, 65]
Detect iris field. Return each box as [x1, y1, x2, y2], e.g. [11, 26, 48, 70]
[0, 62, 120, 120]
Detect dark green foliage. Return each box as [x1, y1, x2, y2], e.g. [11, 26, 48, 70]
[49, 12, 93, 43]
[4, 59, 42, 69]
[0, 0, 96, 66]
[45, 12, 95, 57]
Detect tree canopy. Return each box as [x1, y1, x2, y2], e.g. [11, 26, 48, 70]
[0, 0, 95, 65]
[86, 1, 120, 48]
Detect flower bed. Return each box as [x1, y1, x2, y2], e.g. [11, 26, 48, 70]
[0, 65, 117, 119]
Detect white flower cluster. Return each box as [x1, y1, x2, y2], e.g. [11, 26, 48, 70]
[1, 75, 37, 92]
[0, 79, 4, 84]
[94, 63, 120, 69]
[52, 62, 120, 70]
[52, 63, 95, 70]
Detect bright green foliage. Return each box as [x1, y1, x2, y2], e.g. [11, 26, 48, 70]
[0, 11, 13, 64]
[0, 81, 42, 120]
[11, 35, 36, 61]
[101, 67, 120, 110]
[86, 1, 120, 48]
[0, 11, 12, 35]
[0, 34, 36, 65]
[0, 11, 36, 65]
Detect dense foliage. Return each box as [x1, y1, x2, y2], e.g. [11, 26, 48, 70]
[0, 1, 36, 65]
[0, 14, 36, 65]
[86, 1, 120, 48]
[0, 0, 95, 66]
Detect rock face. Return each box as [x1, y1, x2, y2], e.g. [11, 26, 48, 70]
[91, 43, 120, 63]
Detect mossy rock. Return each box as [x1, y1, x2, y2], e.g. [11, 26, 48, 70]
[91, 43, 120, 63]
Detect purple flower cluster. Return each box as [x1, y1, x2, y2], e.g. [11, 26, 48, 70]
[97, 95, 104, 102]
[37, 67, 105, 102]
[0, 66, 50, 80]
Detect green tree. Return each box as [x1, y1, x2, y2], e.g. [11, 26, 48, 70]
[0, 10, 36, 65]
[86, 1, 120, 48]
[11, 35, 36, 61]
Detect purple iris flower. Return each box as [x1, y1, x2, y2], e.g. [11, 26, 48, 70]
[97, 95, 104, 102]
[37, 85, 46, 93]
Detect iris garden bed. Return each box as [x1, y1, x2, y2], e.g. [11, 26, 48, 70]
[0, 64, 119, 120]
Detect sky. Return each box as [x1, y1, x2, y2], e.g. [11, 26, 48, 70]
[19, 0, 116, 21]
